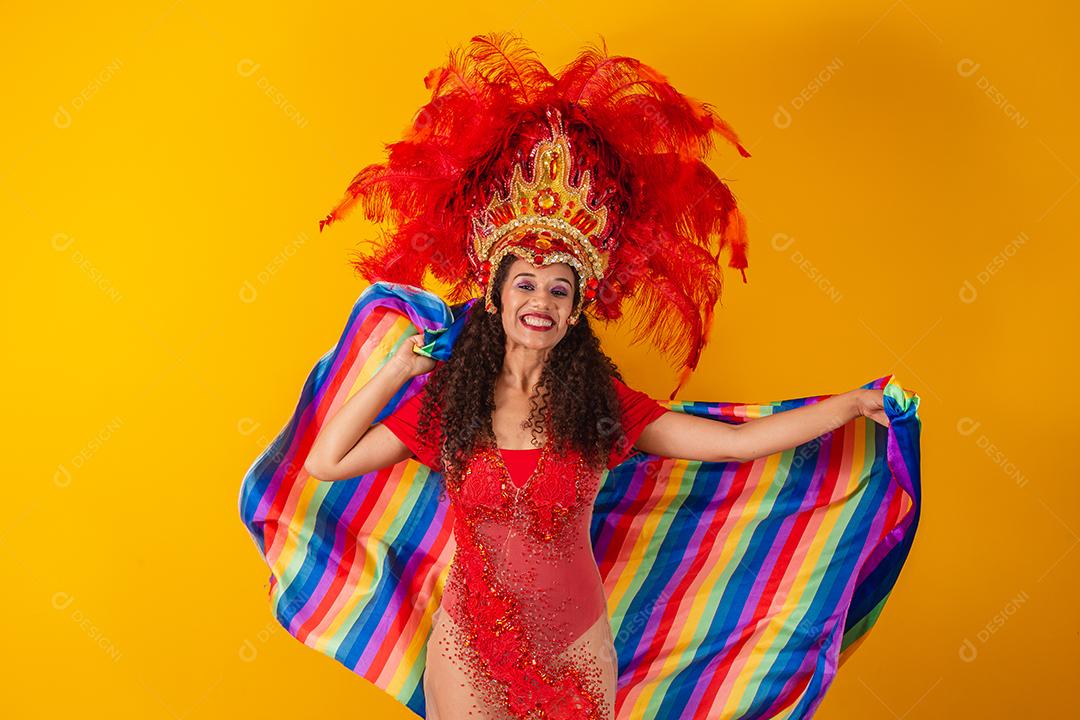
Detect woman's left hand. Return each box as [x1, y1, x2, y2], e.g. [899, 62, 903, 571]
[855, 388, 889, 428]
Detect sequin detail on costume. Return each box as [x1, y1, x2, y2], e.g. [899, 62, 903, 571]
[437, 441, 612, 719]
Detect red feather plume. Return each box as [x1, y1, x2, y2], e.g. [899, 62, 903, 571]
[319, 32, 751, 399]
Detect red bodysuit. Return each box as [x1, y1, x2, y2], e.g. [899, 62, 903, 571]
[381, 377, 667, 719]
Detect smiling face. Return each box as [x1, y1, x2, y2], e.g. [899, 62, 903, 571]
[497, 255, 577, 350]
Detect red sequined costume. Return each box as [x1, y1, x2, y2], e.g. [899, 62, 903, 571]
[381, 377, 668, 718]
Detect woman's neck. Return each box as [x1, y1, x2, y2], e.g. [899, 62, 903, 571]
[499, 340, 549, 393]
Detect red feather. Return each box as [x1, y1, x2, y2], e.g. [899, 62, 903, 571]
[319, 31, 751, 397]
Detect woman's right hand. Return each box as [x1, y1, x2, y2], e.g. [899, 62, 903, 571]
[389, 334, 438, 378]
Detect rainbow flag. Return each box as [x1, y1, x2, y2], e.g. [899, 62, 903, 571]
[238, 281, 921, 718]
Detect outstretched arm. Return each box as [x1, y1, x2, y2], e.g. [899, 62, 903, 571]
[634, 387, 887, 464]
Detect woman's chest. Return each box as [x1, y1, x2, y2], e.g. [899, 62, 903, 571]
[489, 384, 551, 449]
[490, 405, 536, 447]
[449, 445, 601, 535]
[499, 448, 540, 489]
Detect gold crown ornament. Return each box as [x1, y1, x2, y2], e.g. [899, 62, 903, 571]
[469, 110, 615, 326]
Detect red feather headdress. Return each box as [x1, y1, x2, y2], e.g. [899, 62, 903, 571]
[319, 32, 750, 399]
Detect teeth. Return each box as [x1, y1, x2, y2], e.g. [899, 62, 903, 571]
[522, 315, 553, 328]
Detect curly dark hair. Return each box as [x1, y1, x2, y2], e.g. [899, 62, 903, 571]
[416, 253, 628, 500]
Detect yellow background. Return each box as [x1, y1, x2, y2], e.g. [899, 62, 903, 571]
[4, 1, 1076, 717]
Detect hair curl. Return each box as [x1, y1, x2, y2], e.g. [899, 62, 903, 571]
[416, 253, 626, 501]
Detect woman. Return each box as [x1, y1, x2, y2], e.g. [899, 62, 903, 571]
[303, 251, 887, 719]
[240, 32, 917, 720]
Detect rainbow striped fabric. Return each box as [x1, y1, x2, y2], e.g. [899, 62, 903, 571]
[238, 281, 921, 718]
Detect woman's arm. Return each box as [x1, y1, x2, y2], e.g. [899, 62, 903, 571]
[304, 335, 434, 482]
[635, 388, 886, 464]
